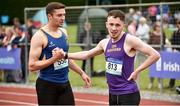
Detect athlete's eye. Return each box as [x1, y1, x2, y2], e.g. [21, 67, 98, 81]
[57, 13, 65, 17]
[109, 23, 114, 26]
[115, 24, 120, 27]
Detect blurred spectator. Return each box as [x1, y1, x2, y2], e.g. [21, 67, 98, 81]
[33, 21, 42, 29]
[169, 19, 180, 89]
[156, 4, 170, 26]
[136, 17, 150, 43]
[135, 17, 150, 84]
[13, 26, 26, 82]
[26, 18, 37, 42]
[12, 17, 26, 33]
[2, 27, 16, 48]
[148, 5, 158, 24]
[127, 19, 137, 35]
[163, 17, 170, 29]
[125, 8, 135, 24]
[2, 27, 22, 82]
[148, 21, 166, 89]
[79, 22, 95, 75]
[133, 10, 142, 26]
[174, 11, 180, 21]
[0, 25, 6, 47]
[157, 4, 170, 18]
[77, 8, 108, 76]
[13, 17, 21, 28]
[14, 26, 26, 43]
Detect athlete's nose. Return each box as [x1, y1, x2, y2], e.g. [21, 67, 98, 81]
[111, 25, 116, 30]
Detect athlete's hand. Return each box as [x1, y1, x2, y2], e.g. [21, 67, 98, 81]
[128, 71, 139, 81]
[52, 47, 65, 61]
[81, 72, 92, 88]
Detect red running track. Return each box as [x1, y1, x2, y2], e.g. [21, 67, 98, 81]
[0, 86, 179, 106]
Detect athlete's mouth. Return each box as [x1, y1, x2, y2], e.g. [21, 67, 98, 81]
[111, 32, 117, 35]
[59, 21, 64, 24]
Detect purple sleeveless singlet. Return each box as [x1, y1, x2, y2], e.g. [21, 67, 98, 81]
[104, 33, 139, 95]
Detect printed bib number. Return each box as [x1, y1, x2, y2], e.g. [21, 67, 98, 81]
[54, 59, 68, 70]
[105, 58, 123, 75]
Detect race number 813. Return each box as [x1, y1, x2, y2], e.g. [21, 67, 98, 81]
[108, 62, 117, 71]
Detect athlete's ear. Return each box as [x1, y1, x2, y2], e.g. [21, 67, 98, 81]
[48, 14, 52, 21]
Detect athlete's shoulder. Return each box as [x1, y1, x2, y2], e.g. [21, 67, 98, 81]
[125, 32, 144, 48]
[125, 33, 139, 41]
[99, 38, 109, 44]
[32, 28, 44, 38]
[59, 27, 68, 37]
[31, 26, 47, 42]
[97, 38, 110, 49]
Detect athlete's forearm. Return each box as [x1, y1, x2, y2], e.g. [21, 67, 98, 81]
[135, 51, 160, 73]
[29, 57, 56, 72]
[68, 51, 90, 60]
[69, 59, 84, 76]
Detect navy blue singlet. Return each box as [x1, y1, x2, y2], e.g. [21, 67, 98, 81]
[39, 29, 69, 83]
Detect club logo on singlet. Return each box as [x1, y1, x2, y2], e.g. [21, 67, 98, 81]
[54, 59, 68, 70]
[49, 41, 56, 48]
[106, 58, 123, 75]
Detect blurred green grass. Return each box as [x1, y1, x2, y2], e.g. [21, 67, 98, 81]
[28, 24, 180, 94]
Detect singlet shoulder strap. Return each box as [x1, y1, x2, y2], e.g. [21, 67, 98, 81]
[105, 38, 112, 54]
[59, 28, 67, 39]
[40, 28, 67, 39]
[40, 29, 49, 36]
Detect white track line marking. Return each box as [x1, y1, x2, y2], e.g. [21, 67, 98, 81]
[0, 99, 37, 106]
[0, 91, 36, 97]
[75, 98, 108, 104]
[0, 91, 108, 104]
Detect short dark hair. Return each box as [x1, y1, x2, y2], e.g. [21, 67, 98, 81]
[46, 2, 65, 15]
[107, 10, 125, 22]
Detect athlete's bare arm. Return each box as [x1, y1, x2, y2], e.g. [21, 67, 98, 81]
[68, 38, 108, 60]
[125, 35, 160, 80]
[28, 30, 64, 72]
[68, 59, 91, 87]
[58, 28, 91, 87]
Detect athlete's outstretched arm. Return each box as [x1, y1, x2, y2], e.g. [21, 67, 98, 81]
[67, 40, 104, 60]
[69, 59, 91, 88]
[28, 31, 64, 72]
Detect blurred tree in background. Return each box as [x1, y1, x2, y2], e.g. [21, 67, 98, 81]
[0, 0, 179, 25]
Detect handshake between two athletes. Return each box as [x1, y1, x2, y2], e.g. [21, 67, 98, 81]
[52, 47, 92, 88]
[52, 47, 67, 60]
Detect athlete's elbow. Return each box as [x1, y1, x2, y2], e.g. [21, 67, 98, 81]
[156, 52, 160, 60]
[153, 51, 160, 62]
[28, 65, 34, 72]
[28, 63, 37, 72]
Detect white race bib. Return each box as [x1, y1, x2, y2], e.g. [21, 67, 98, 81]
[54, 59, 68, 70]
[105, 58, 123, 75]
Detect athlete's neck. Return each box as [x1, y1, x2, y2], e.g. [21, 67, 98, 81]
[47, 23, 59, 32]
[111, 31, 125, 43]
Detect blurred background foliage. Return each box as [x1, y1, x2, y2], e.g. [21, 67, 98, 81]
[0, 0, 179, 25]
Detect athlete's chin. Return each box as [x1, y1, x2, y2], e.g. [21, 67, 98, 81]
[59, 25, 63, 27]
[58, 24, 63, 27]
[58, 22, 64, 27]
[110, 35, 117, 38]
